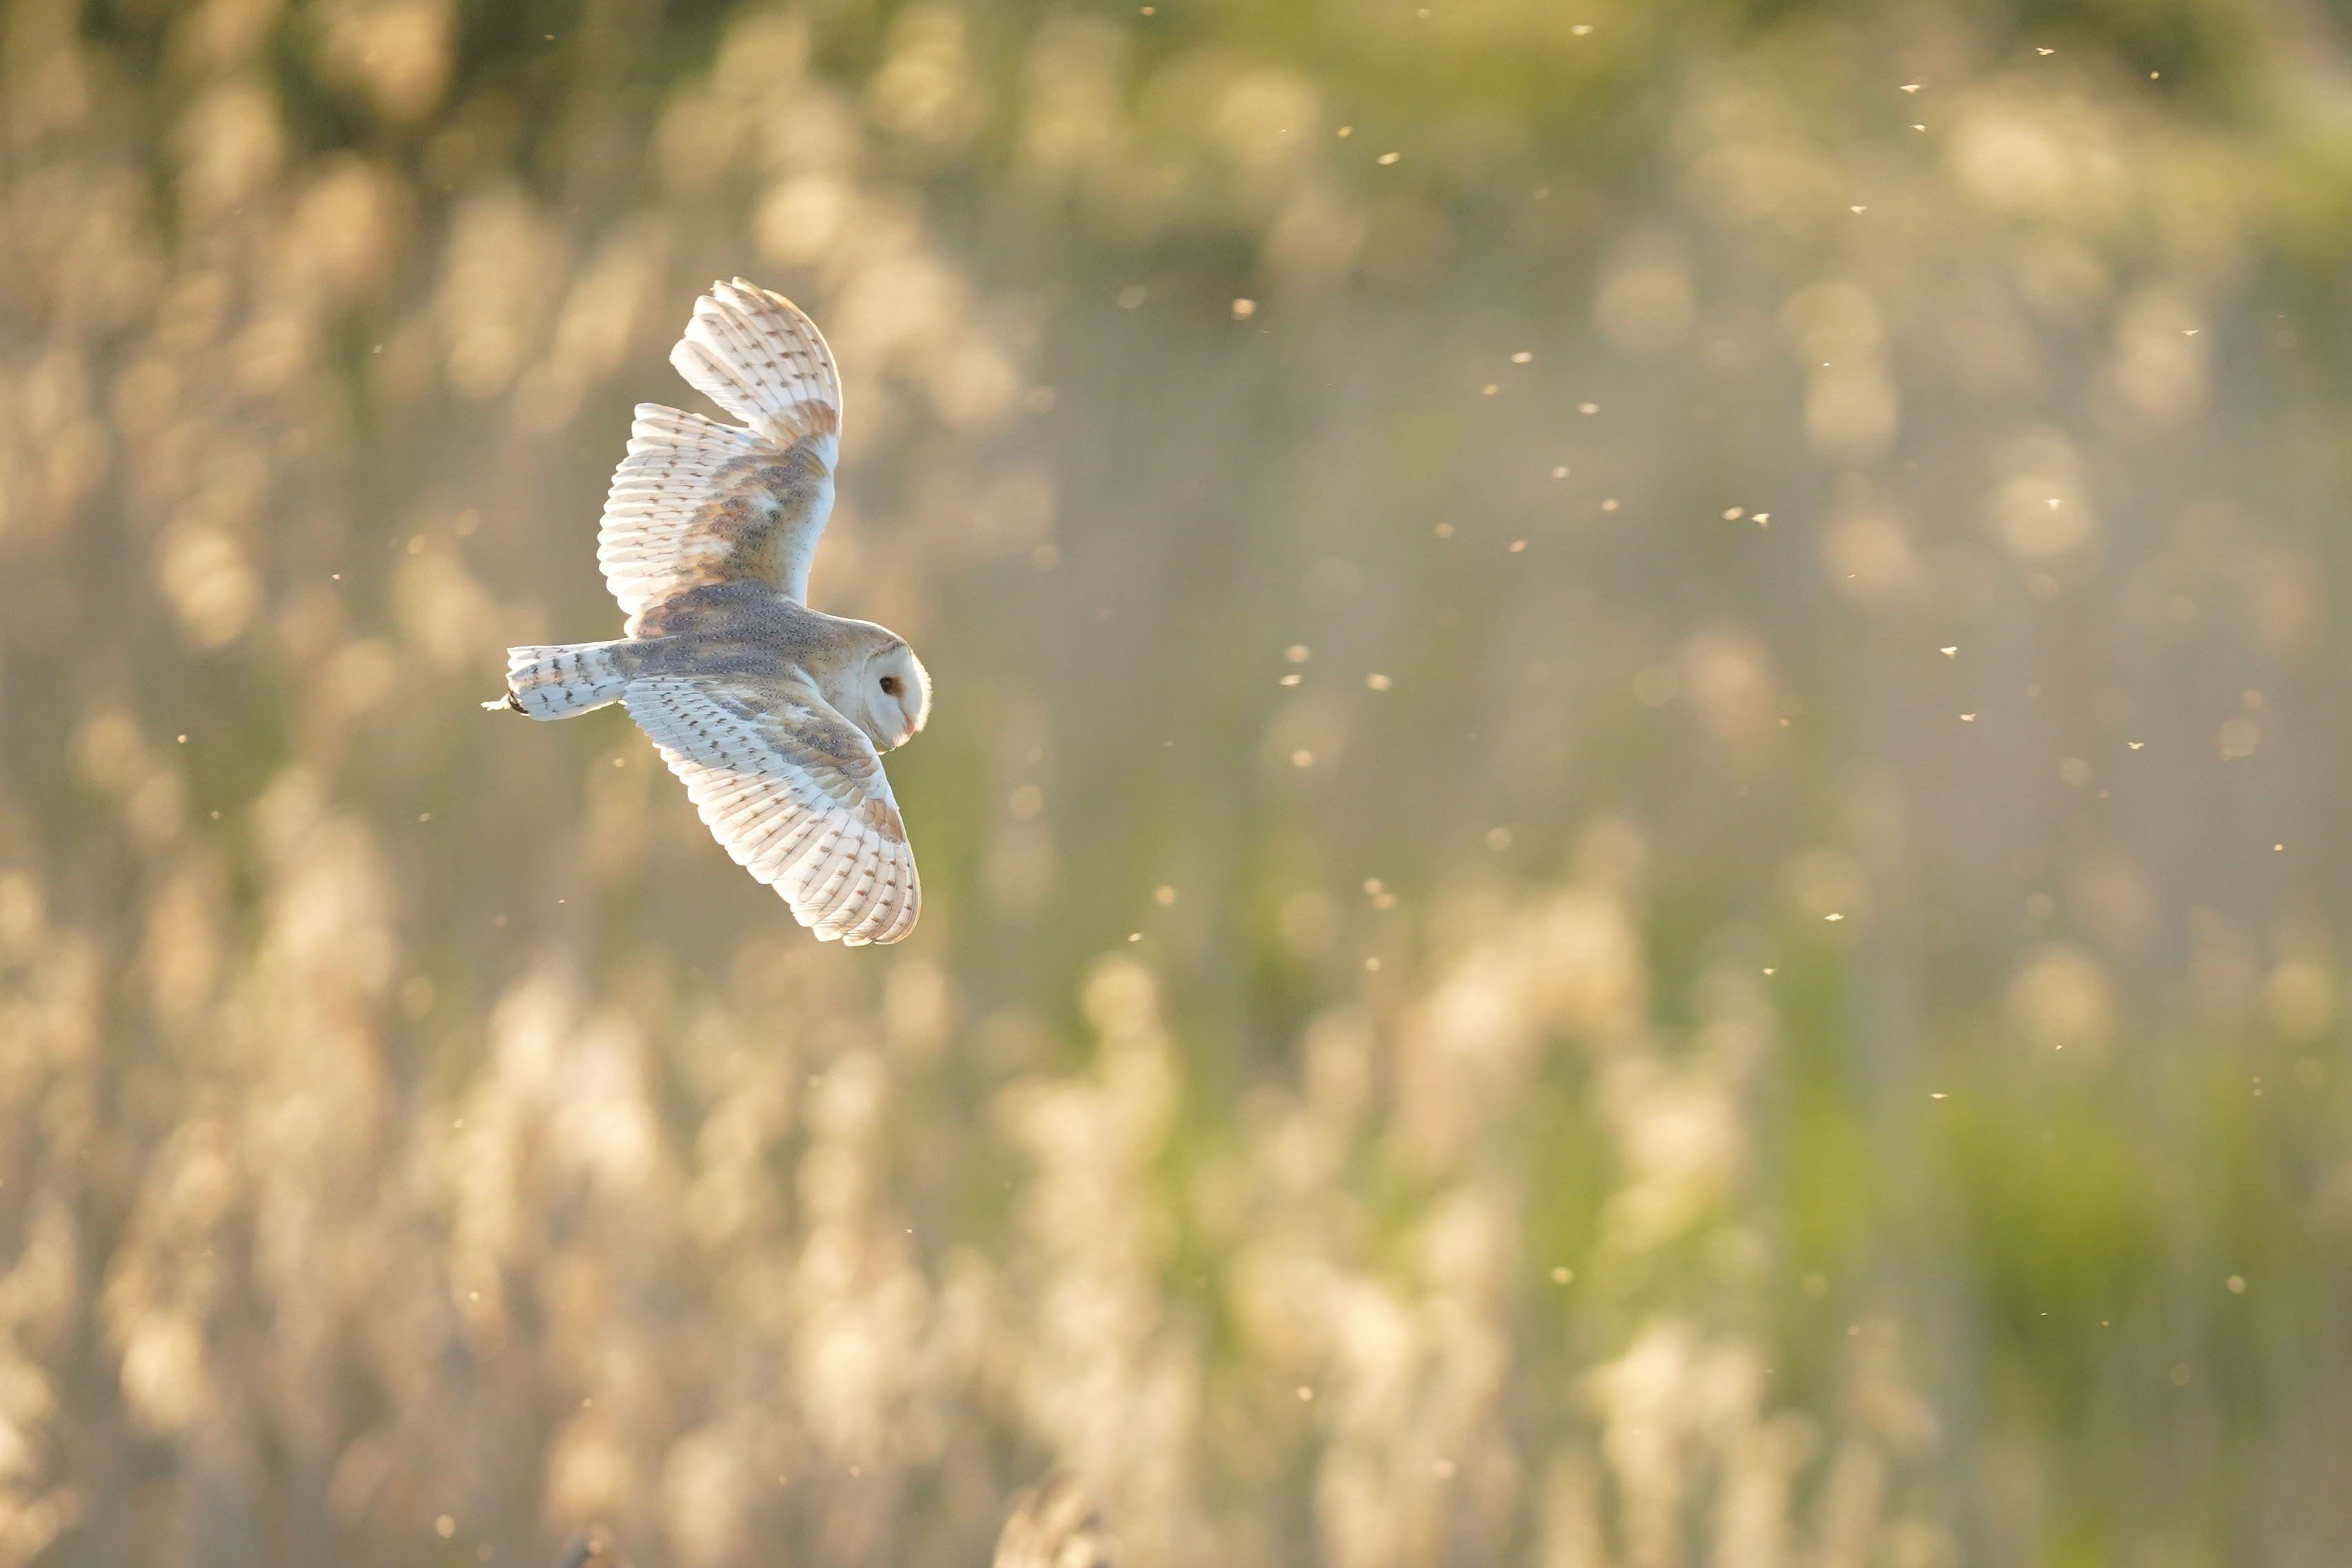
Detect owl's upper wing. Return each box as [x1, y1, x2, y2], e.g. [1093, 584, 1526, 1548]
[624, 673, 919, 945]
[597, 281, 842, 624]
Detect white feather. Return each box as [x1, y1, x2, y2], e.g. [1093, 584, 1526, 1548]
[624, 676, 919, 944]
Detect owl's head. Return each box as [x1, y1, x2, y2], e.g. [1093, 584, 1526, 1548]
[853, 638, 931, 751]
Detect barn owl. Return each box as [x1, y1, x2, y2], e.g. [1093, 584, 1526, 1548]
[486, 280, 929, 945]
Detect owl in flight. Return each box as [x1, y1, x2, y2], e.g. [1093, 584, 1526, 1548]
[486, 280, 929, 944]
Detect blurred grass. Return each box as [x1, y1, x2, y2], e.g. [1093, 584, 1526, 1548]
[5, 0, 2352, 1564]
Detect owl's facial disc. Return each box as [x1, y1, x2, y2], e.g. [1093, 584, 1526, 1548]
[858, 642, 931, 750]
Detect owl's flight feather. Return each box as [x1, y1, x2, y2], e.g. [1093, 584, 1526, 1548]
[597, 280, 842, 622]
[626, 676, 918, 945]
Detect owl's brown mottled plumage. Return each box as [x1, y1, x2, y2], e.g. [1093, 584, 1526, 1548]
[487, 281, 929, 945]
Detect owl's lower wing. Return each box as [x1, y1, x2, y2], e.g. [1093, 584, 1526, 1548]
[624, 675, 919, 945]
[597, 281, 842, 623]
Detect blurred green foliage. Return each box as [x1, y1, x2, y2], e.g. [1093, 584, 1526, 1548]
[3, 0, 2352, 1565]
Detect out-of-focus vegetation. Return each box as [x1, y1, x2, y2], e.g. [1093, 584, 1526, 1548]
[4, 0, 2351, 1563]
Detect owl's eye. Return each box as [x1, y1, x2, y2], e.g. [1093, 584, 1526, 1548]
[879, 675, 902, 695]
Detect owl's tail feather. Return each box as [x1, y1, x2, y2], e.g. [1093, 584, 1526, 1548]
[488, 641, 634, 720]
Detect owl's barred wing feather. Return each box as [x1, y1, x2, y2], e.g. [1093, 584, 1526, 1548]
[670, 278, 842, 438]
[596, 281, 842, 622]
[597, 406, 761, 620]
[624, 675, 919, 945]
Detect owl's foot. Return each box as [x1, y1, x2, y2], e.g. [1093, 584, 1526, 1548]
[482, 691, 522, 713]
